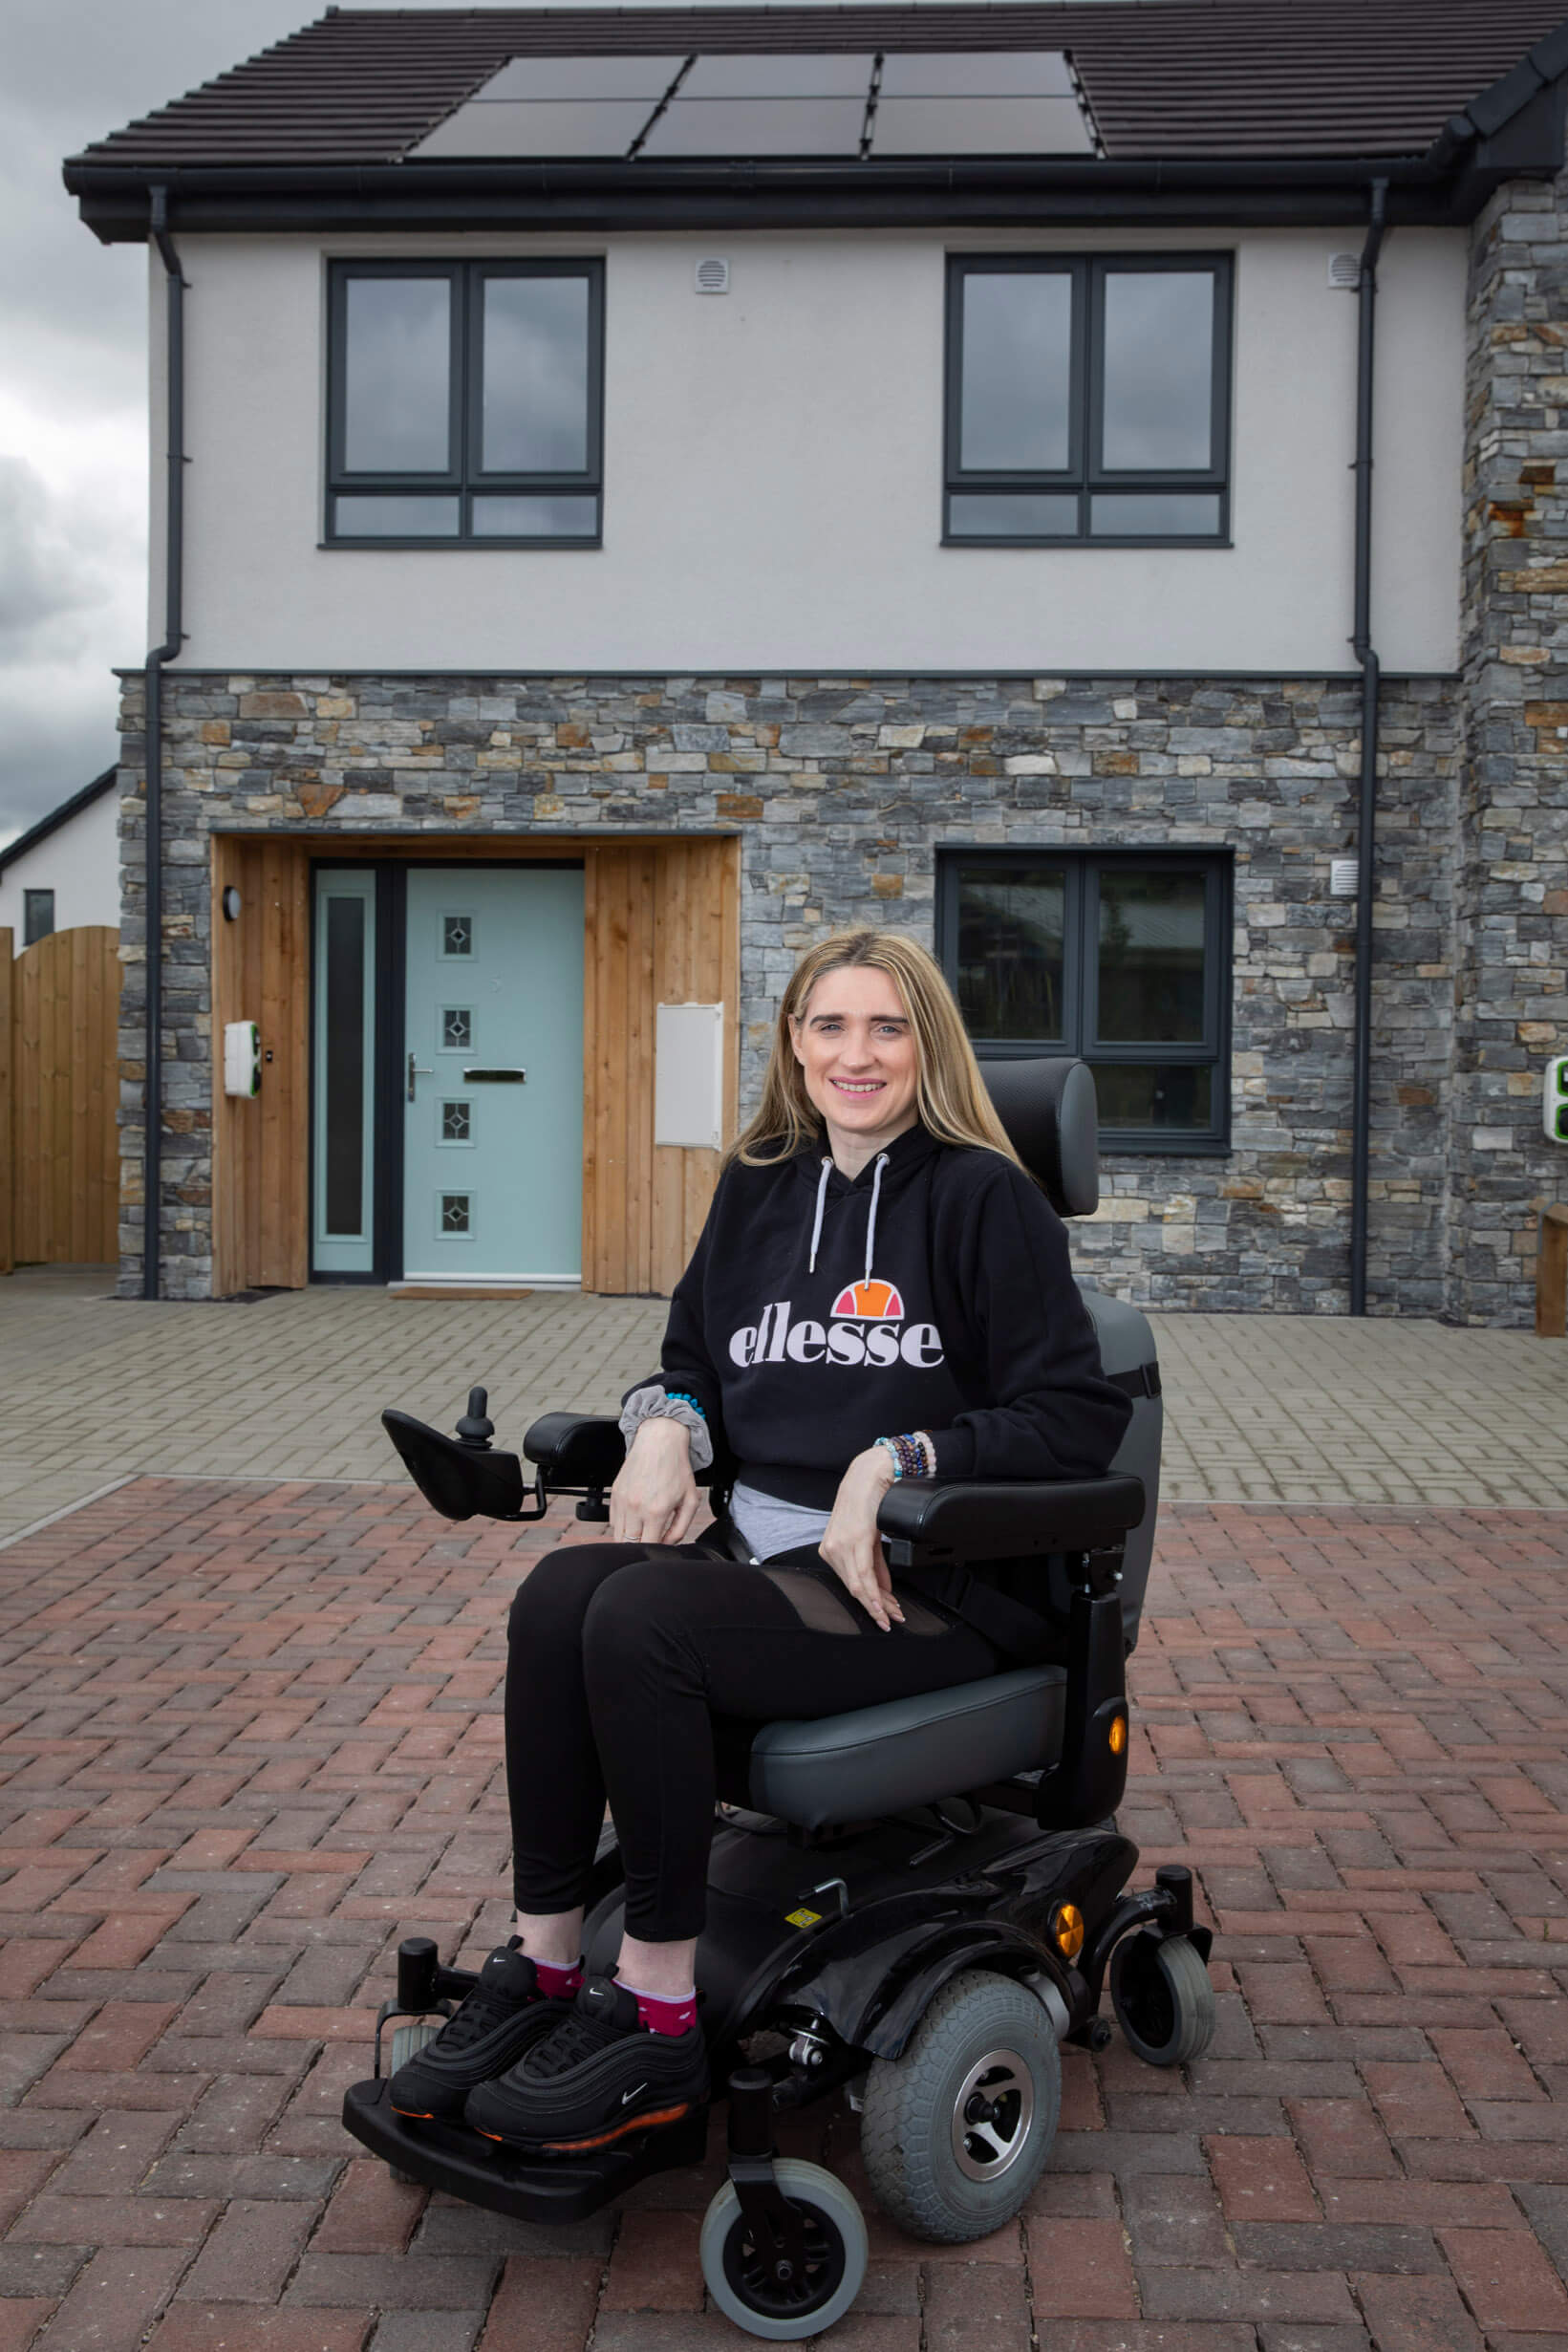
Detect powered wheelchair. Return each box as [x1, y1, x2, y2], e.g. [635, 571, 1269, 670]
[343, 1057, 1214, 2340]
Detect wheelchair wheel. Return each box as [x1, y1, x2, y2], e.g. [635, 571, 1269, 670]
[699, 2159, 867, 2341]
[386, 2023, 442, 2184]
[1109, 1931, 1215, 2067]
[859, 1970, 1061, 2243]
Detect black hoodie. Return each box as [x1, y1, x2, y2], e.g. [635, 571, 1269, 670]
[655, 1124, 1131, 1519]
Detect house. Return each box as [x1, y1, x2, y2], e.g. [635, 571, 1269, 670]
[0, 768, 120, 949]
[62, 1, 1568, 1318]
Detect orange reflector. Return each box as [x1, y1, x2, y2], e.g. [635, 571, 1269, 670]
[1108, 1714, 1128, 1756]
[1052, 1902, 1085, 1961]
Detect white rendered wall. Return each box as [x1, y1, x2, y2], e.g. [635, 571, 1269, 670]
[151, 224, 1466, 676]
[0, 790, 120, 946]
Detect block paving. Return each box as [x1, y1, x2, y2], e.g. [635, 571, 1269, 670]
[0, 1476, 1566, 2347]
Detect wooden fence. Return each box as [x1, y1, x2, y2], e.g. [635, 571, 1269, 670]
[0, 926, 121, 1272]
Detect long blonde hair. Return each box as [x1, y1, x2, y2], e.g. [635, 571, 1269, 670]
[731, 930, 1022, 1170]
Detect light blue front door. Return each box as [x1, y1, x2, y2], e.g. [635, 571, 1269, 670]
[402, 867, 584, 1283]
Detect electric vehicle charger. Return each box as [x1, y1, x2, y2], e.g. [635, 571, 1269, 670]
[343, 1056, 1215, 2341]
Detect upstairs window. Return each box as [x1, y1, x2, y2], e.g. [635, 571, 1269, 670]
[327, 260, 604, 546]
[944, 254, 1233, 545]
[938, 850, 1231, 1153]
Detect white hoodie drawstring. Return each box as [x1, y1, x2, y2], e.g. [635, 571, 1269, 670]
[864, 1152, 890, 1284]
[806, 1157, 832, 1273]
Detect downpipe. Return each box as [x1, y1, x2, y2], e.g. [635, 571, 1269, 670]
[142, 186, 185, 1301]
[1349, 180, 1388, 1316]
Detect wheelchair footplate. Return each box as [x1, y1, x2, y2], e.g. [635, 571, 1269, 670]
[342, 2076, 710, 2224]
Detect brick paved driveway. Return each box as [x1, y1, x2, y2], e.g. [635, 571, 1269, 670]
[2, 1479, 1567, 2351]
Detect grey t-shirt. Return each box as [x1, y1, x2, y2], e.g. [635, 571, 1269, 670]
[728, 1481, 829, 1564]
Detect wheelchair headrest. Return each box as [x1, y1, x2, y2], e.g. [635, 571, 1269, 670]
[981, 1056, 1100, 1217]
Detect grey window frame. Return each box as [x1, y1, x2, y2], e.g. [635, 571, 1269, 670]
[943, 253, 1234, 547]
[936, 847, 1232, 1154]
[326, 258, 606, 549]
[23, 889, 54, 946]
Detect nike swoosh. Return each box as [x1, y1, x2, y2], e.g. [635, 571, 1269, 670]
[620, 2082, 648, 2105]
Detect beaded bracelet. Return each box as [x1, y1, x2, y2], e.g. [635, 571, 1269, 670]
[664, 1390, 707, 1421]
[875, 1432, 935, 1481]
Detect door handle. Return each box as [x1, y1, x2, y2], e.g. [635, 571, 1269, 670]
[407, 1052, 432, 1102]
[463, 1068, 526, 1084]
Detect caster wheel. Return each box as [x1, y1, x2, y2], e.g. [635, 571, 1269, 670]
[1109, 1932, 1215, 2066]
[699, 2160, 867, 2341]
[386, 2023, 441, 2184]
[860, 1970, 1062, 2244]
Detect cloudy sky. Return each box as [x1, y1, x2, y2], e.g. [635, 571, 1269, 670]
[1, 0, 1031, 849]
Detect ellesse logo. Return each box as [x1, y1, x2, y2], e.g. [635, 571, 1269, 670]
[728, 1285, 944, 1370]
[831, 1279, 904, 1321]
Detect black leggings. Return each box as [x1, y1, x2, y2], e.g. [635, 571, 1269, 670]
[505, 1535, 999, 1942]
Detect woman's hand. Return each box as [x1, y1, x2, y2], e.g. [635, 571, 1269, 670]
[819, 1448, 906, 1631]
[610, 1417, 701, 1545]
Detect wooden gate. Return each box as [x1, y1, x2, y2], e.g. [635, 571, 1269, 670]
[0, 926, 121, 1271]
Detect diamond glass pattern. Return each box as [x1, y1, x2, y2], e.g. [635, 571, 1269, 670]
[442, 916, 472, 957]
[441, 1101, 471, 1143]
[442, 1007, 472, 1049]
[441, 1193, 472, 1235]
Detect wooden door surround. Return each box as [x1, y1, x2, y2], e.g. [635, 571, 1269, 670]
[209, 833, 740, 1298]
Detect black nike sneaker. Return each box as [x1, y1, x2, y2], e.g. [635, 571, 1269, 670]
[464, 1974, 709, 2153]
[387, 1942, 573, 2123]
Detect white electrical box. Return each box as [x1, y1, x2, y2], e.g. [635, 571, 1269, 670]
[224, 1020, 261, 1099]
[655, 1003, 724, 1149]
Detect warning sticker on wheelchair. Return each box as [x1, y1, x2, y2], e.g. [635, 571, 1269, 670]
[784, 1907, 823, 1929]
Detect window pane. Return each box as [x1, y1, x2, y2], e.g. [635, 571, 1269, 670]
[948, 492, 1078, 537]
[955, 864, 1067, 1040]
[482, 275, 591, 472]
[959, 271, 1073, 471]
[1092, 1063, 1213, 1132]
[1097, 870, 1208, 1043]
[471, 495, 599, 538]
[1101, 270, 1214, 470]
[323, 897, 366, 1235]
[343, 276, 451, 470]
[1089, 493, 1221, 537]
[334, 495, 462, 536]
[23, 889, 54, 946]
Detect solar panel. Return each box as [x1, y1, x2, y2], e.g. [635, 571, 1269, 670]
[416, 99, 653, 159]
[680, 54, 875, 99]
[639, 98, 868, 158]
[480, 56, 688, 102]
[877, 52, 1078, 100]
[870, 97, 1094, 157]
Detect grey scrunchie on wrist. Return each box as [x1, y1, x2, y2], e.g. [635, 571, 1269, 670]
[618, 1383, 715, 1473]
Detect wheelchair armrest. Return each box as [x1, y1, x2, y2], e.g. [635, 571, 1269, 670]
[523, 1413, 628, 1489]
[877, 1472, 1146, 1565]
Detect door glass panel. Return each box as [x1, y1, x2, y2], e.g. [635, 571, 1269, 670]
[311, 872, 376, 1276]
[442, 915, 473, 957]
[342, 276, 452, 471]
[440, 1100, 472, 1144]
[440, 1191, 473, 1237]
[1096, 870, 1207, 1043]
[959, 270, 1073, 472]
[954, 863, 1067, 1041]
[481, 274, 591, 472]
[1092, 1063, 1213, 1132]
[1101, 271, 1214, 471]
[441, 1007, 472, 1051]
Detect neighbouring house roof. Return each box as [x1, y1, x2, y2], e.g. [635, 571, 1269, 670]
[0, 767, 117, 881]
[64, 1, 1568, 235]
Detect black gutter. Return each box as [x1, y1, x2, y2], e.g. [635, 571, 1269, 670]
[63, 148, 1493, 242]
[1348, 178, 1388, 1320]
[142, 185, 185, 1303]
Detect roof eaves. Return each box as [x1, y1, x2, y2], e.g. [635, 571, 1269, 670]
[1424, 12, 1568, 160]
[0, 766, 118, 880]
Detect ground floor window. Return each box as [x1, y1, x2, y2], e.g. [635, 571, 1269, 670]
[23, 889, 54, 946]
[937, 849, 1231, 1152]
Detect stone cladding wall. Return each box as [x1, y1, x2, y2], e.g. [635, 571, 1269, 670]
[114, 666, 1458, 1309]
[1454, 170, 1568, 1324]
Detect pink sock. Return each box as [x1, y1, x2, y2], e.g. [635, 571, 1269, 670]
[620, 1981, 698, 2037]
[533, 1957, 582, 1998]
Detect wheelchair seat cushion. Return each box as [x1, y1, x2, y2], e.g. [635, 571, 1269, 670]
[744, 1667, 1066, 1829]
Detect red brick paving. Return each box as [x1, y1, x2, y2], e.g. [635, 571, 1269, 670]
[0, 1478, 1566, 2348]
